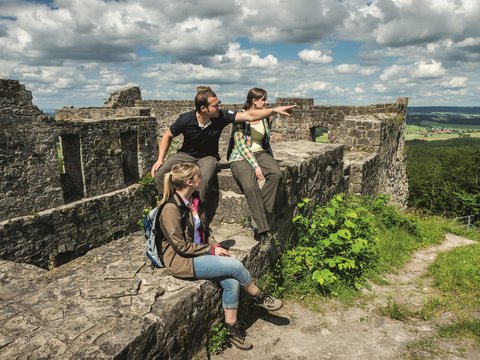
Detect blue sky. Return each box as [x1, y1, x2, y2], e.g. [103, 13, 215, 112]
[1, 0, 479, 111]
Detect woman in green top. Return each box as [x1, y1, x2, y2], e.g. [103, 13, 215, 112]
[226, 88, 282, 252]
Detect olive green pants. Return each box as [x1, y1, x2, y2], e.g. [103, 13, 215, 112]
[230, 152, 282, 233]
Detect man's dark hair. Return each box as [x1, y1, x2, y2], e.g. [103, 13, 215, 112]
[195, 86, 217, 112]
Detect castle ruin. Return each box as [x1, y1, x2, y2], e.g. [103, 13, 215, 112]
[0, 79, 408, 358]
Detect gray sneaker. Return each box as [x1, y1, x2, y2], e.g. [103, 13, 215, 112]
[225, 322, 253, 351]
[253, 291, 283, 311]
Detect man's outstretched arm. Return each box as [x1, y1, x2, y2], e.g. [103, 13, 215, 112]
[234, 105, 297, 122]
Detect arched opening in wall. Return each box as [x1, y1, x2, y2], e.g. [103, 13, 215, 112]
[310, 126, 329, 143]
[59, 134, 85, 203]
[120, 131, 139, 186]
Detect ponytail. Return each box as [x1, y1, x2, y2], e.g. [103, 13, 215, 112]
[159, 172, 175, 206]
[158, 163, 201, 205]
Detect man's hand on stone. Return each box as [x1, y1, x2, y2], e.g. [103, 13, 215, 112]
[150, 159, 163, 176]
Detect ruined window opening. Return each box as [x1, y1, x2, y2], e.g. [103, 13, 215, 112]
[310, 126, 329, 143]
[120, 131, 139, 186]
[56, 137, 65, 174]
[59, 134, 85, 203]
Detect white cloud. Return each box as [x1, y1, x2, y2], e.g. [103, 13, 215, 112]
[354, 86, 365, 94]
[411, 60, 446, 79]
[335, 64, 379, 76]
[295, 81, 330, 93]
[445, 77, 468, 88]
[372, 83, 388, 93]
[213, 43, 278, 69]
[298, 49, 333, 64]
[379, 64, 408, 81]
[1, 0, 480, 108]
[143, 63, 242, 84]
[242, 0, 348, 43]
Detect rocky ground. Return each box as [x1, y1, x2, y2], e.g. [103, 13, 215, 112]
[209, 234, 479, 360]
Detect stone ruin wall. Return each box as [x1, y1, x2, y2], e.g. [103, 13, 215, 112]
[1, 80, 65, 221]
[0, 80, 408, 269]
[1, 80, 158, 268]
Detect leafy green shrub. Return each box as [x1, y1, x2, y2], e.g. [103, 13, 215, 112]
[137, 206, 152, 230]
[275, 194, 380, 295]
[138, 173, 155, 186]
[207, 322, 229, 355]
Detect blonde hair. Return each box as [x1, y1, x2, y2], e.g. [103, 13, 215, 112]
[159, 163, 201, 205]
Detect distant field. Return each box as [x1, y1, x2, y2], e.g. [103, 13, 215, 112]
[406, 132, 480, 141]
[406, 108, 480, 141]
[418, 121, 480, 130]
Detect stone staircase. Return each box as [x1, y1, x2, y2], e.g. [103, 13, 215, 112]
[0, 141, 347, 359]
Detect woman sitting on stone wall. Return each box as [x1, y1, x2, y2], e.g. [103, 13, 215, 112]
[227, 88, 283, 252]
[159, 162, 282, 350]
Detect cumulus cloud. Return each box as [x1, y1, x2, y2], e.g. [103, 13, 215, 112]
[411, 59, 446, 79]
[354, 86, 365, 94]
[372, 83, 388, 93]
[241, 0, 348, 43]
[335, 64, 379, 76]
[379, 64, 409, 81]
[212, 43, 278, 69]
[295, 81, 330, 93]
[298, 49, 333, 64]
[443, 77, 468, 88]
[143, 63, 242, 84]
[1, 0, 480, 108]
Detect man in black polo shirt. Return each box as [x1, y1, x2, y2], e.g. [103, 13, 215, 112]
[150, 86, 295, 213]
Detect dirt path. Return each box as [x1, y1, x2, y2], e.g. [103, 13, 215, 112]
[210, 234, 478, 360]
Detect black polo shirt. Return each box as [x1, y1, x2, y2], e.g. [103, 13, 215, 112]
[170, 109, 237, 159]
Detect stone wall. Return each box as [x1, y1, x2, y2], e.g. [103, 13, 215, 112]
[55, 106, 150, 121]
[0, 80, 65, 221]
[104, 85, 142, 108]
[55, 117, 157, 198]
[1, 80, 157, 222]
[0, 184, 156, 269]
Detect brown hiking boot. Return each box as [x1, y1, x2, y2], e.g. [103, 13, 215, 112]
[253, 290, 283, 311]
[256, 231, 273, 252]
[225, 322, 253, 350]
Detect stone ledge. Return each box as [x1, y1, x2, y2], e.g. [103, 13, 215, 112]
[0, 223, 260, 359]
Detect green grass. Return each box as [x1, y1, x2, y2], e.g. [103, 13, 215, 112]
[406, 124, 425, 133]
[428, 242, 480, 317]
[374, 213, 454, 274]
[377, 297, 414, 321]
[315, 133, 329, 143]
[438, 320, 480, 341]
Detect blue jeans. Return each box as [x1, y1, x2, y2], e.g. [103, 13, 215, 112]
[193, 255, 252, 309]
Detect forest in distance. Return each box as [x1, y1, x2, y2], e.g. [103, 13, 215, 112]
[404, 107, 479, 224]
[406, 136, 480, 226]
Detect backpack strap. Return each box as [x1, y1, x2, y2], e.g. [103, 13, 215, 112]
[157, 194, 190, 253]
